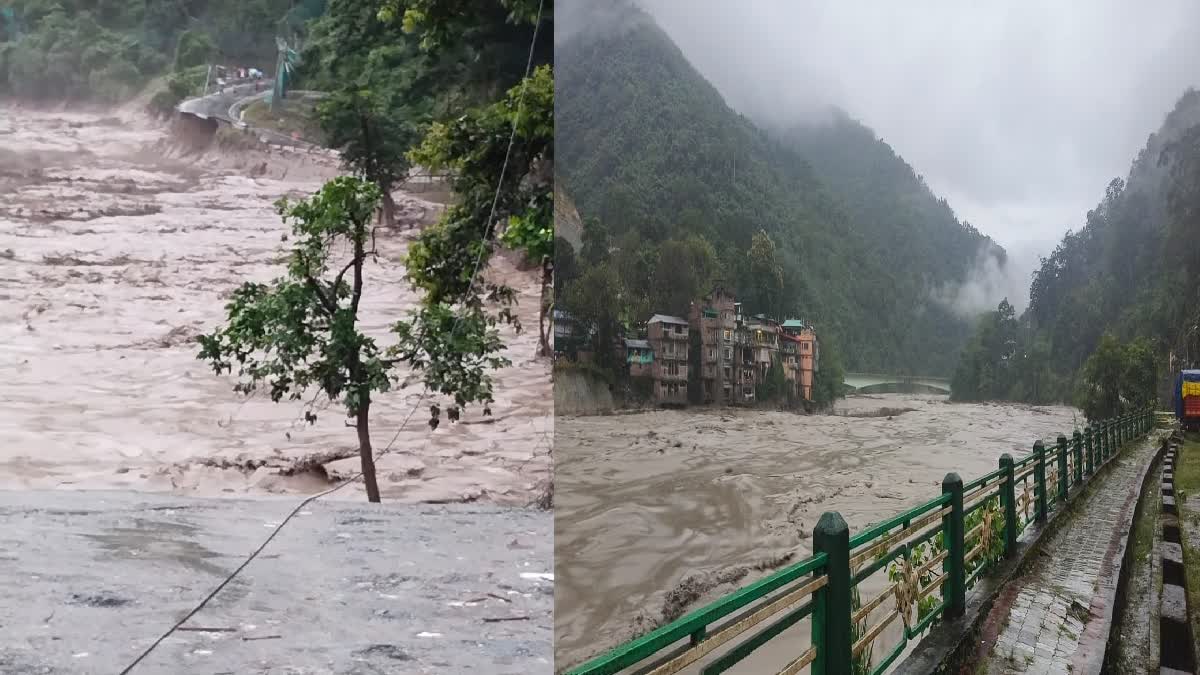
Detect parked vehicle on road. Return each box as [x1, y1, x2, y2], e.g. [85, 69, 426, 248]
[1175, 369, 1200, 430]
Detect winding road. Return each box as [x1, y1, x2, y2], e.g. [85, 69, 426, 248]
[177, 81, 269, 123]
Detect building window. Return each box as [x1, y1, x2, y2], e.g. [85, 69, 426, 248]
[723, 329, 732, 342]
[723, 347, 732, 361]
[724, 366, 732, 379]
[801, 343, 810, 352]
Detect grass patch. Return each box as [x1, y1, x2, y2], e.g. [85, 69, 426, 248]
[1130, 469, 1159, 564]
[1172, 434, 1200, 655]
[241, 98, 324, 143]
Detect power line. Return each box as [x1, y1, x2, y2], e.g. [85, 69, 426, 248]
[118, 2, 546, 671]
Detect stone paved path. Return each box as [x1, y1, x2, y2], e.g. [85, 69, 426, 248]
[984, 438, 1160, 675]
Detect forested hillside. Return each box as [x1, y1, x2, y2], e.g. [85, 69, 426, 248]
[778, 111, 1004, 372]
[556, 2, 999, 375]
[952, 89, 1200, 414]
[0, 0, 324, 102]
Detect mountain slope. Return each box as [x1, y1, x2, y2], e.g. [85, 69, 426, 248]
[1023, 88, 1200, 386]
[778, 111, 1005, 371]
[556, 2, 998, 375]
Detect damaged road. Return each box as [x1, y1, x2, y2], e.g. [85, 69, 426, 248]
[0, 489, 552, 674]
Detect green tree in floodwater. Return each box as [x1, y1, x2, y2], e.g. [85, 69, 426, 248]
[196, 177, 393, 502]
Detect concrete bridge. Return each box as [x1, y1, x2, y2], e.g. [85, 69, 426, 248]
[843, 371, 952, 394]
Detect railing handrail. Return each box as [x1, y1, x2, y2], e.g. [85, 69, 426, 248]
[568, 407, 1157, 675]
[568, 552, 829, 674]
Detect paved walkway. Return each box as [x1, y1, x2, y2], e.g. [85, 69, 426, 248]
[0, 490, 552, 674]
[983, 437, 1160, 674]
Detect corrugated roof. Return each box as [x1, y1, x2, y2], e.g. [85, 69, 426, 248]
[624, 339, 650, 349]
[782, 319, 807, 328]
[648, 314, 688, 325]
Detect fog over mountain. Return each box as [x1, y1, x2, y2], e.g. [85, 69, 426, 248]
[627, 0, 1200, 306]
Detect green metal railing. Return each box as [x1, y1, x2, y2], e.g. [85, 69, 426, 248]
[567, 408, 1156, 675]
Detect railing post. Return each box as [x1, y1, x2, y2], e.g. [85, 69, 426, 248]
[1056, 434, 1069, 502]
[1109, 419, 1116, 456]
[1034, 440, 1047, 523]
[1084, 426, 1094, 476]
[1072, 430, 1083, 486]
[1102, 421, 1110, 461]
[813, 511, 851, 675]
[942, 473, 966, 619]
[999, 454, 1017, 556]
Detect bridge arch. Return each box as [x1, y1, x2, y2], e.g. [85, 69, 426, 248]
[842, 372, 952, 395]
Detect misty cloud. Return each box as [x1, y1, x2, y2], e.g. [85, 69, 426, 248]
[931, 244, 1039, 319]
[631, 0, 1200, 275]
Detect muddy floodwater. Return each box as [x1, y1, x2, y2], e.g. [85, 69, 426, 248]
[0, 106, 551, 505]
[554, 394, 1082, 670]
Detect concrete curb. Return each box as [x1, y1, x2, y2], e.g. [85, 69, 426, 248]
[1081, 435, 1168, 673]
[1102, 435, 1169, 672]
[893, 434, 1163, 675]
[1159, 438, 1197, 672]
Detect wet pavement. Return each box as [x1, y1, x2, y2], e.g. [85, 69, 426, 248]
[178, 82, 266, 121]
[984, 437, 1160, 674]
[0, 489, 552, 674]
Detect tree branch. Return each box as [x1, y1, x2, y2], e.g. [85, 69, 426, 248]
[297, 250, 338, 316]
[333, 257, 357, 296]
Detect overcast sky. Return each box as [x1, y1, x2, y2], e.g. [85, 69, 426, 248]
[636, 0, 1200, 266]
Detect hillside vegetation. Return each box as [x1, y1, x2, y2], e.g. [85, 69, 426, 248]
[0, 0, 323, 104]
[556, 2, 1001, 376]
[952, 89, 1200, 417]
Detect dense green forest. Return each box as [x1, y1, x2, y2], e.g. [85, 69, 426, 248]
[952, 89, 1200, 418]
[0, 0, 323, 103]
[556, 1, 999, 379]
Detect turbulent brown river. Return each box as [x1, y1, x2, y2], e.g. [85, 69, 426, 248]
[0, 105, 551, 504]
[554, 393, 1082, 671]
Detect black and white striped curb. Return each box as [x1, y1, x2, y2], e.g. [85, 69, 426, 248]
[1161, 437, 1196, 674]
